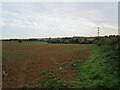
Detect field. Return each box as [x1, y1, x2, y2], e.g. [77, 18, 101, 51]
[2, 41, 91, 88]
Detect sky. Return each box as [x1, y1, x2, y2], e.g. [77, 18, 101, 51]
[0, 2, 118, 39]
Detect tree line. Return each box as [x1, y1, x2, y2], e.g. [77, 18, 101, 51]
[94, 35, 119, 54]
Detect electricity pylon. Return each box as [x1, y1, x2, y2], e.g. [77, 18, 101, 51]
[97, 27, 100, 37]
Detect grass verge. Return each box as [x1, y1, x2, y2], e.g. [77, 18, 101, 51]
[70, 45, 119, 88]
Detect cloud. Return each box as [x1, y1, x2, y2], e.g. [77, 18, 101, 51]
[2, 2, 118, 38]
[101, 23, 118, 30]
[0, 21, 5, 26]
[3, 10, 98, 30]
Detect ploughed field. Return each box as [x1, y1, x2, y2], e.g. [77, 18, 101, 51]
[2, 41, 91, 88]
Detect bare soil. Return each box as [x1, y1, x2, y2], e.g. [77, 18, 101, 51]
[2, 41, 91, 88]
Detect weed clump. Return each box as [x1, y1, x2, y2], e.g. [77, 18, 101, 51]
[2, 71, 9, 77]
[32, 80, 40, 88]
[20, 85, 28, 88]
[41, 72, 68, 88]
[42, 78, 68, 88]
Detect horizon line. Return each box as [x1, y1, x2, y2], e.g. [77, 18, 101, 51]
[0, 34, 119, 40]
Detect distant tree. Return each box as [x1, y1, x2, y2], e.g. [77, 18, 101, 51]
[18, 40, 22, 43]
[74, 39, 79, 44]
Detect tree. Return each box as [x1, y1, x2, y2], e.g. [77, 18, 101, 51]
[18, 40, 22, 43]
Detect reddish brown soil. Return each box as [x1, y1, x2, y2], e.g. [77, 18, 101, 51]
[2, 41, 91, 88]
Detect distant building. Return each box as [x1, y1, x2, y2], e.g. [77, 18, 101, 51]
[86, 37, 95, 41]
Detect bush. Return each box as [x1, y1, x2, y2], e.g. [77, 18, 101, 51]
[94, 35, 119, 54]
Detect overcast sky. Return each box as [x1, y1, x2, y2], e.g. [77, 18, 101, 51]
[1, 2, 118, 39]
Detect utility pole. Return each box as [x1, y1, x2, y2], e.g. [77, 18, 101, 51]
[97, 27, 100, 37]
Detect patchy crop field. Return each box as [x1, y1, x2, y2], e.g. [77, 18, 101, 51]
[2, 41, 91, 88]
